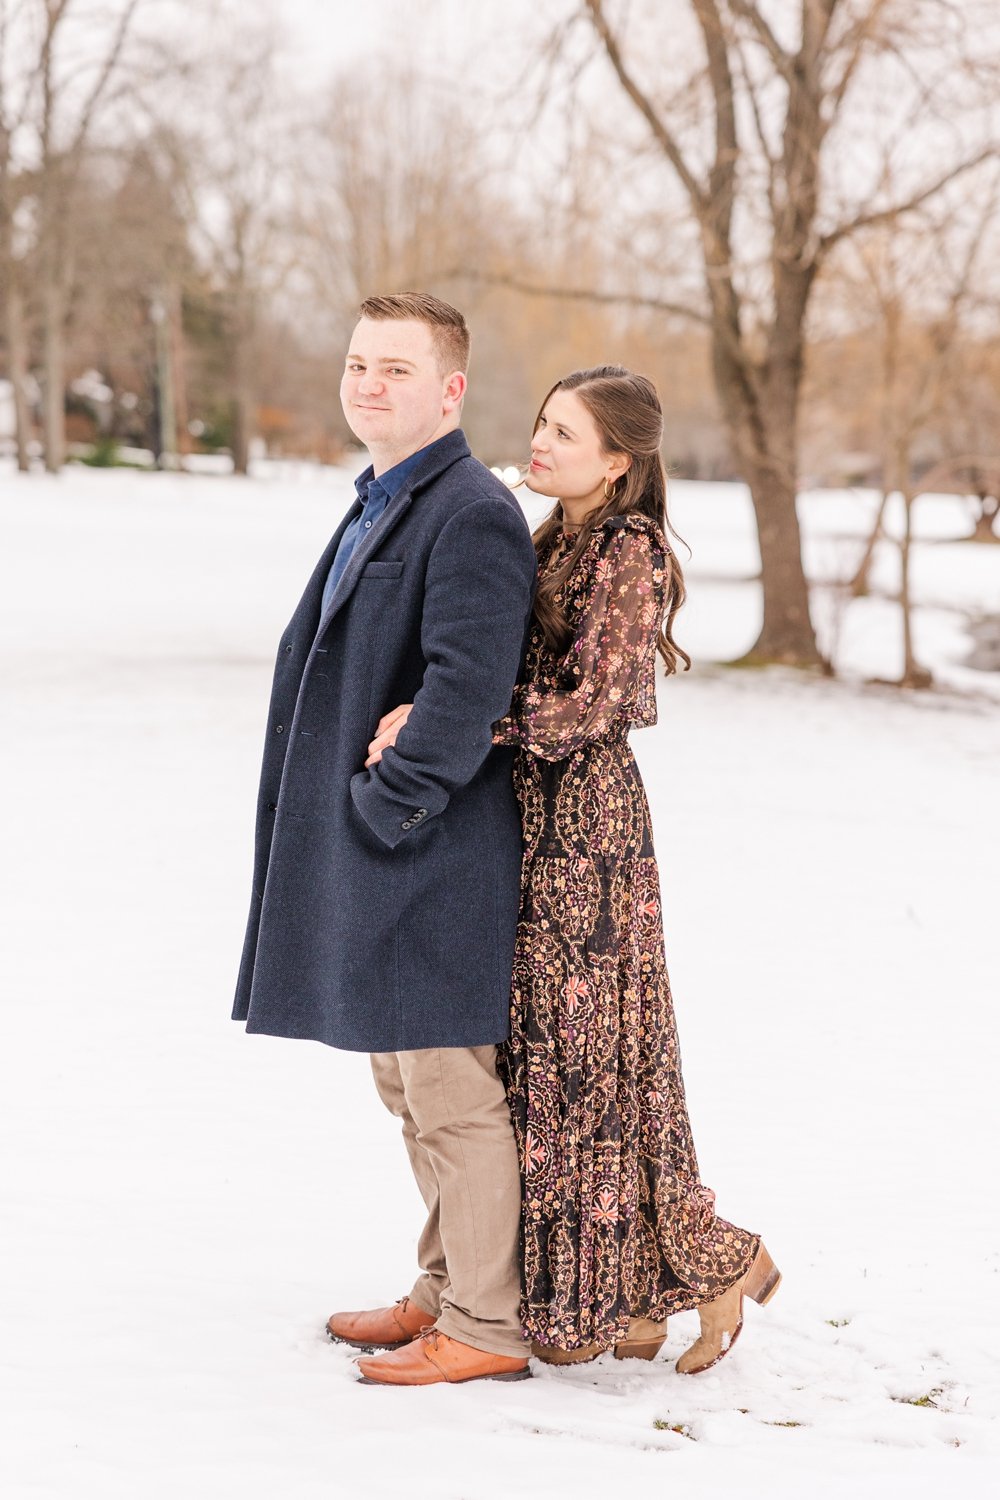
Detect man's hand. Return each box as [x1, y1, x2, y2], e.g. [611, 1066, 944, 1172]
[365, 703, 414, 767]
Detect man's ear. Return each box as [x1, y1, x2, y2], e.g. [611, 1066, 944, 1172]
[443, 370, 467, 413]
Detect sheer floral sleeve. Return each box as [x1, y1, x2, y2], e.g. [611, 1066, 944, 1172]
[493, 523, 665, 762]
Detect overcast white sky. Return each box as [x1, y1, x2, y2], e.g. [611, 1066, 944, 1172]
[264, 0, 537, 87]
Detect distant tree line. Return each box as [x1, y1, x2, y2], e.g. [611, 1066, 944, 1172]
[2, 0, 999, 671]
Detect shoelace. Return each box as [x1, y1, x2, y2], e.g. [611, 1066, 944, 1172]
[389, 1296, 422, 1339]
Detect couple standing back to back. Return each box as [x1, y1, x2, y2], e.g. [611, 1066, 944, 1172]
[233, 291, 779, 1387]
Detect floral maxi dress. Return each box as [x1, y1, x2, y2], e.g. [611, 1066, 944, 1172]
[493, 513, 759, 1351]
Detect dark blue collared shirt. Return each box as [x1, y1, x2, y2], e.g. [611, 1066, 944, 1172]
[321, 444, 437, 618]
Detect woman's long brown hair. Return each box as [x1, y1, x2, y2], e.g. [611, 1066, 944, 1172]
[529, 365, 690, 674]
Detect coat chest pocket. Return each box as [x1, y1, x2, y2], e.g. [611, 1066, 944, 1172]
[361, 561, 404, 578]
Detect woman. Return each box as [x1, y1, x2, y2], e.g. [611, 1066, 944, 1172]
[490, 366, 778, 1372]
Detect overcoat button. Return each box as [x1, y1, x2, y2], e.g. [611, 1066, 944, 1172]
[267, 802, 277, 812]
[275, 724, 284, 734]
[284, 645, 292, 654]
[401, 819, 413, 830]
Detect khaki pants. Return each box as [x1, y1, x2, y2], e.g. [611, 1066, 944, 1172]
[370, 1045, 525, 1358]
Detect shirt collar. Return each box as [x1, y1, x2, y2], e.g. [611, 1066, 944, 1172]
[353, 436, 452, 506]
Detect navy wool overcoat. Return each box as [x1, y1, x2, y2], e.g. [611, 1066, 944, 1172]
[232, 430, 537, 1052]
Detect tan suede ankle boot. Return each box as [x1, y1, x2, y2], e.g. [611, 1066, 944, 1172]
[613, 1316, 668, 1361]
[530, 1340, 604, 1365]
[676, 1243, 781, 1376]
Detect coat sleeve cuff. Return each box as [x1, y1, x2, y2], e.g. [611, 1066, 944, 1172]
[350, 769, 427, 850]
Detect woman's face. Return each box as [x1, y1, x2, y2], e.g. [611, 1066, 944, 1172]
[526, 389, 628, 502]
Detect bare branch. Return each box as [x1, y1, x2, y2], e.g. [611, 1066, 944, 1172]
[730, 27, 780, 243]
[692, 0, 738, 248]
[800, 0, 842, 69]
[819, 146, 998, 259]
[824, 0, 894, 120]
[437, 265, 711, 326]
[581, 0, 707, 212]
[726, 0, 792, 76]
[70, 0, 142, 158]
[41, 1, 74, 158]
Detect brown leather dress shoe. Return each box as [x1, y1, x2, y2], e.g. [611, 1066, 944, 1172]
[356, 1329, 531, 1385]
[326, 1296, 435, 1351]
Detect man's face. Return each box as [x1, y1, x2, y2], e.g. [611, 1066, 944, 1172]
[340, 317, 461, 461]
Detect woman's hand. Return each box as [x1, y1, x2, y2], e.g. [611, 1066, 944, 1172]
[365, 703, 414, 767]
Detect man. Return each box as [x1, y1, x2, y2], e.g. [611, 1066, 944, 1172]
[232, 293, 537, 1386]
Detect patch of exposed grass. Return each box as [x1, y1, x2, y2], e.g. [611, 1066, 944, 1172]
[826, 1317, 850, 1327]
[653, 1420, 695, 1440]
[891, 1387, 943, 1409]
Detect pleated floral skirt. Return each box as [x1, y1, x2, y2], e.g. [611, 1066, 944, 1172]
[498, 730, 760, 1350]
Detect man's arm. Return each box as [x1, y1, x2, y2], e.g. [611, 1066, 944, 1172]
[349, 497, 536, 850]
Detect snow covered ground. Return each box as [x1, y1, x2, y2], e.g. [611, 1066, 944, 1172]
[2, 462, 998, 1499]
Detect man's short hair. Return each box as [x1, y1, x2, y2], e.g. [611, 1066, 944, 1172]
[358, 291, 470, 375]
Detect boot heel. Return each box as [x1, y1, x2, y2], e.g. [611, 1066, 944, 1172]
[613, 1316, 667, 1361]
[745, 1244, 781, 1306]
[613, 1339, 664, 1361]
[530, 1340, 603, 1365]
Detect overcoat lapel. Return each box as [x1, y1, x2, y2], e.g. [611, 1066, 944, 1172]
[286, 497, 362, 642]
[316, 487, 416, 633]
[315, 430, 471, 636]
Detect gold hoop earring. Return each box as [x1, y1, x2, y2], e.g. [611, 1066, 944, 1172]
[604, 478, 617, 500]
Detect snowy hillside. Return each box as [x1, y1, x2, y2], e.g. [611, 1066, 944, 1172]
[1, 463, 998, 1499]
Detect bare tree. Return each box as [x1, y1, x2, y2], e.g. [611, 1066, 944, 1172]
[171, 14, 298, 476]
[939, 334, 1000, 544]
[1, 0, 37, 468]
[293, 61, 546, 457]
[530, 0, 1000, 666]
[298, 66, 521, 314]
[0, 153, 32, 467]
[838, 183, 1000, 685]
[3, 1, 146, 471]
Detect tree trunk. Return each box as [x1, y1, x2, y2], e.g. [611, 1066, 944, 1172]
[745, 460, 822, 665]
[170, 282, 190, 468]
[708, 305, 823, 668]
[231, 383, 252, 476]
[42, 280, 65, 473]
[226, 276, 251, 471]
[7, 279, 31, 471]
[152, 288, 177, 468]
[898, 488, 930, 687]
[851, 491, 889, 595]
[230, 298, 253, 477]
[971, 495, 999, 542]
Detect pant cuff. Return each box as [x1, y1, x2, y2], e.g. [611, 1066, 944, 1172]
[434, 1310, 528, 1360]
[407, 1281, 441, 1321]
